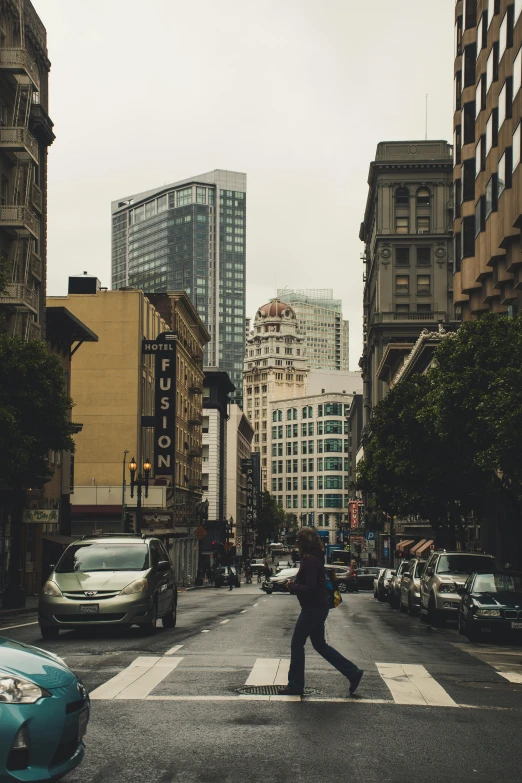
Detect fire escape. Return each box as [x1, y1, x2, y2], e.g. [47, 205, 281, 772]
[0, 0, 42, 341]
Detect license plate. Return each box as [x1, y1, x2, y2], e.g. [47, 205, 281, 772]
[511, 622, 522, 630]
[79, 604, 99, 614]
[78, 708, 89, 740]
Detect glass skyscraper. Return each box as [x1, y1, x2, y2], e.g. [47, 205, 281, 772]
[111, 170, 246, 405]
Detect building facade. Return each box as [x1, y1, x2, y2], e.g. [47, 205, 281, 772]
[111, 169, 246, 405]
[268, 393, 353, 543]
[453, 0, 522, 317]
[359, 141, 457, 420]
[0, 0, 54, 341]
[226, 404, 254, 552]
[277, 289, 349, 371]
[243, 299, 308, 491]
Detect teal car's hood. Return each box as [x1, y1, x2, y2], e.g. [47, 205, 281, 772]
[0, 636, 75, 688]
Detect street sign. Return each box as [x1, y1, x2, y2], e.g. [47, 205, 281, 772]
[194, 525, 207, 541]
[224, 541, 232, 551]
[365, 531, 376, 541]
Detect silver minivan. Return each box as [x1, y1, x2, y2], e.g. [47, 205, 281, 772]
[38, 536, 177, 638]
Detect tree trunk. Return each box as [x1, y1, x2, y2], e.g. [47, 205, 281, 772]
[1, 488, 26, 609]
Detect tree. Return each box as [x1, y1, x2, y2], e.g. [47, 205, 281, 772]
[255, 492, 288, 546]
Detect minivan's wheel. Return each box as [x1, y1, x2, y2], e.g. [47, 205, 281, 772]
[141, 599, 158, 635]
[408, 595, 415, 616]
[40, 626, 59, 640]
[338, 581, 347, 594]
[162, 600, 177, 629]
[427, 595, 442, 626]
[399, 599, 407, 614]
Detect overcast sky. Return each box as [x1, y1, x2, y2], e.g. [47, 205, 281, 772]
[34, 0, 455, 370]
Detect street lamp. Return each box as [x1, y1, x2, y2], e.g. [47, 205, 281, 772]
[129, 457, 151, 535]
[121, 450, 129, 526]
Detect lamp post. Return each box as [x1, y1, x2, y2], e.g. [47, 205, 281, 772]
[128, 457, 151, 535]
[121, 450, 129, 528]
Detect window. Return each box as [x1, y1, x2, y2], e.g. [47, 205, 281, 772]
[395, 304, 410, 313]
[515, 48, 522, 100]
[486, 44, 499, 93]
[499, 6, 514, 62]
[395, 217, 409, 234]
[417, 275, 431, 295]
[513, 124, 521, 171]
[416, 188, 430, 207]
[395, 247, 409, 266]
[498, 79, 513, 129]
[416, 247, 431, 266]
[455, 71, 462, 111]
[464, 43, 477, 87]
[485, 175, 498, 219]
[325, 494, 343, 508]
[462, 158, 476, 201]
[498, 148, 513, 197]
[177, 187, 192, 206]
[461, 215, 476, 258]
[196, 187, 206, 204]
[475, 197, 485, 236]
[486, 109, 498, 155]
[417, 303, 431, 313]
[476, 135, 486, 175]
[463, 101, 476, 145]
[517, 0, 522, 24]
[464, 0, 477, 28]
[416, 216, 430, 234]
[324, 438, 343, 452]
[318, 404, 323, 417]
[454, 126, 462, 164]
[476, 12, 487, 56]
[324, 457, 343, 471]
[324, 475, 343, 489]
[395, 187, 409, 206]
[488, 0, 498, 28]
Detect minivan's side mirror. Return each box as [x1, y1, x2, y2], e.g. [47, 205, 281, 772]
[426, 567, 434, 577]
[157, 560, 170, 572]
[456, 585, 467, 596]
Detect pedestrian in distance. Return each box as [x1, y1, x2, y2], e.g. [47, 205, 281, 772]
[278, 527, 364, 697]
[228, 566, 235, 591]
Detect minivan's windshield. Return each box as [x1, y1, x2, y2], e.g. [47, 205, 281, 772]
[56, 544, 149, 573]
[437, 555, 497, 575]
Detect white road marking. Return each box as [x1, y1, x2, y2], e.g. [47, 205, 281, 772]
[252, 603, 259, 607]
[164, 644, 183, 656]
[240, 610, 247, 614]
[0, 621, 38, 631]
[219, 619, 230, 625]
[245, 658, 280, 686]
[89, 656, 162, 700]
[496, 669, 522, 684]
[201, 629, 210, 633]
[376, 663, 458, 707]
[274, 659, 290, 686]
[451, 643, 522, 683]
[115, 657, 183, 700]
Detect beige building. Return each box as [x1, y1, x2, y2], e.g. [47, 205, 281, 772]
[226, 404, 254, 550]
[0, 0, 53, 342]
[244, 298, 308, 491]
[453, 0, 522, 317]
[48, 279, 209, 539]
[359, 141, 457, 421]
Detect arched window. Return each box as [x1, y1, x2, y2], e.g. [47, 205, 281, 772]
[395, 187, 410, 206]
[417, 188, 431, 207]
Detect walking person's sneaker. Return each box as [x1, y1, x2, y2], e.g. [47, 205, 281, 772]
[278, 685, 304, 696]
[349, 670, 364, 695]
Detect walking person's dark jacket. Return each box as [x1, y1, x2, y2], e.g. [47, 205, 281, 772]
[288, 554, 329, 610]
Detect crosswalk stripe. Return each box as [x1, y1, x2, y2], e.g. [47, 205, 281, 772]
[244, 658, 280, 686]
[89, 656, 162, 700]
[376, 663, 458, 707]
[451, 643, 522, 683]
[164, 644, 183, 655]
[220, 619, 230, 624]
[115, 657, 183, 699]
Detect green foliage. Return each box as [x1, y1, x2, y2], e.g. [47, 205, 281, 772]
[0, 334, 76, 489]
[255, 491, 291, 544]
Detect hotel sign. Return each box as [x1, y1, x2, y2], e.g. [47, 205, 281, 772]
[143, 332, 177, 477]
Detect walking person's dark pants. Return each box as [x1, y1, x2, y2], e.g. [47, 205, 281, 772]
[287, 607, 359, 691]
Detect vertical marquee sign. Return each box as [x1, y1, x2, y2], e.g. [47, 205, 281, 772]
[142, 331, 177, 477]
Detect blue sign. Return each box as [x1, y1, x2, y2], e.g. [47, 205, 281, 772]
[365, 531, 376, 541]
[383, 547, 389, 558]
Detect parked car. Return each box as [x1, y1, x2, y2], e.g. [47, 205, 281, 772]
[38, 535, 178, 637]
[214, 566, 241, 588]
[325, 564, 357, 593]
[373, 569, 386, 597]
[376, 569, 396, 601]
[250, 559, 267, 575]
[0, 636, 89, 781]
[263, 568, 299, 594]
[419, 551, 501, 625]
[388, 560, 410, 608]
[458, 571, 522, 642]
[399, 558, 426, 615]
[276, 561, 293, 573]
[355, 567, 382, 590]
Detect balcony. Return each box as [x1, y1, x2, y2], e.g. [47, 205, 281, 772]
[187, 448, 202, 459]
[30, 251, 42, 280]
[0, 48, 40, 91]
[0, 205, 39, 238]
[30, 182, 42, 213]
[189, 385, 203, 395]
[373, 311, 448, 323]
[188, 415, 203, 426]
[0, 127, 39, 164]
[11, 314, 41, 342]
[0, 283, 38, 313]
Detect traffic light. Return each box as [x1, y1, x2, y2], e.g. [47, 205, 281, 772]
[124, 512, 135, 535]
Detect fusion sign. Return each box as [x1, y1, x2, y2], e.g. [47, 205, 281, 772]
[143, 332, 177, 477]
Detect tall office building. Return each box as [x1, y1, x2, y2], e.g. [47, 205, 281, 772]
[277, 289, 349, 370]
[111, 170, 246, 405]
[0, 0, 54, 342]
[453, 0, 522, 317]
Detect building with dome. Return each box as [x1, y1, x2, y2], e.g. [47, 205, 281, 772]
[243, 298, 309, 489]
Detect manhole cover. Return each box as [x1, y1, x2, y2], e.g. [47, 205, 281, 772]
[237, 685, 320, 696]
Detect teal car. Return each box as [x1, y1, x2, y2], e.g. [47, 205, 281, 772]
[0, 637, 89, 782]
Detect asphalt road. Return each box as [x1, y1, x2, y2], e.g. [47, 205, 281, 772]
[2, 584, 522, 783]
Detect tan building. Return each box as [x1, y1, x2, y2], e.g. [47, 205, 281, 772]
[48, 278, 209, 543]
[453, 0, 522, 317]
[0, 0, 54, 341]
[226, 404, 254, 552]
[244, 299, 308, 491]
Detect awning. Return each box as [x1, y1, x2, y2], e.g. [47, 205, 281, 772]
[416, 539, 434, 555]
[396, 539, 414, 551]
[410, 539, 426, 554]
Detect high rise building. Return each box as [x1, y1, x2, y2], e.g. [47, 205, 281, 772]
[111, 169, 246, 405]
[453, 0, 522, 317]
[0, 1, 54, 341]
[359, 141, 457, 421]
[243, 299, 308, 490]
[277, 289, 349, 370]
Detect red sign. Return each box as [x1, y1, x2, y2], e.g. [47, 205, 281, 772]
[224, 541, 232, 551]
[349, 501, 360, 529]
[194, 526, 207, 541]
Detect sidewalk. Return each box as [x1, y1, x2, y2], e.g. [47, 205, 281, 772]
[0, 595, 39, 620]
